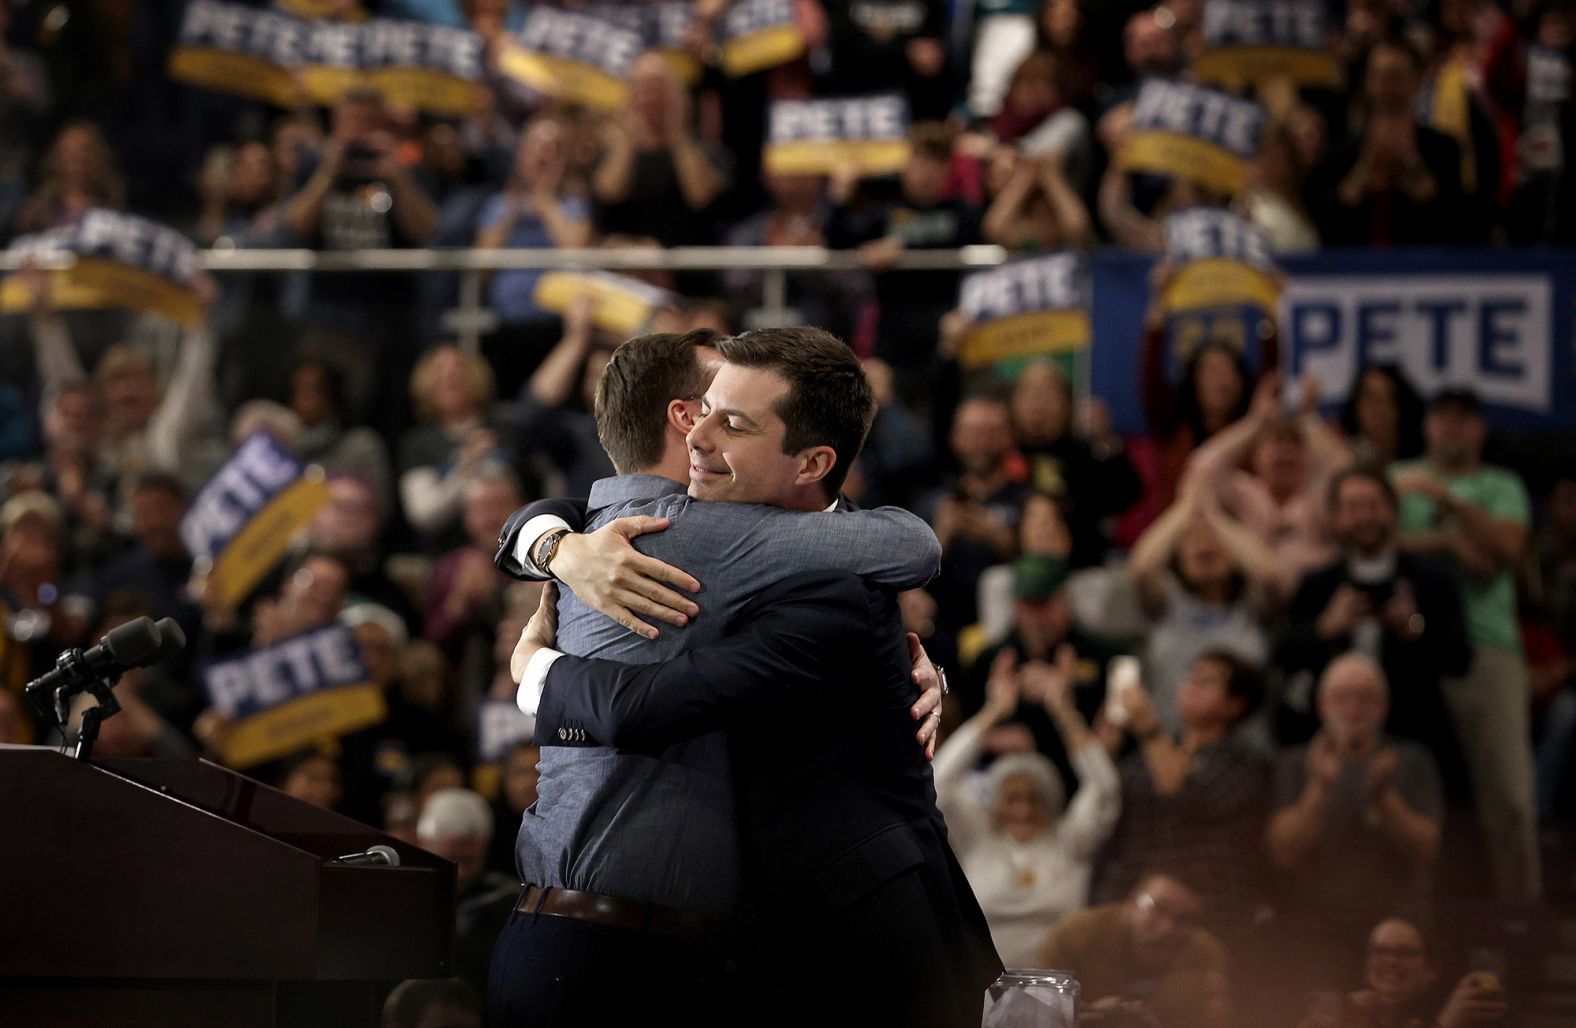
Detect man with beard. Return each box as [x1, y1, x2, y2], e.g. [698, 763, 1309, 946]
[1277, 467, 1471, 789]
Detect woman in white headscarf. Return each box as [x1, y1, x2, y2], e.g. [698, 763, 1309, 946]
[933, 644, 1120, 967]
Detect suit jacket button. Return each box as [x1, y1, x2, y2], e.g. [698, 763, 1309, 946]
[558, 728, 567, 741]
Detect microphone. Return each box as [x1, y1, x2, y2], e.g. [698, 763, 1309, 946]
[332, 845, 401, 867]
[148, 618, 188, 665]
[23, 617, 186, 726]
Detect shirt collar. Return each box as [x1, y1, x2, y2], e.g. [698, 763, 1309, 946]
[587, 474, 686, 510]
[586, 475, 842, 513]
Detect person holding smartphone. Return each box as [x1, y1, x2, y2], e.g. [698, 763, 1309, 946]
[1293, 917, 1510, 1028]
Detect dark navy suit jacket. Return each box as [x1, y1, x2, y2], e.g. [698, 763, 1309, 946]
[537, 569, 1002, 1026]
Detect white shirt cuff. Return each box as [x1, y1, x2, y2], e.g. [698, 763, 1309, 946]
[516, 647, 565, 716]
[513, 515, 572, 579]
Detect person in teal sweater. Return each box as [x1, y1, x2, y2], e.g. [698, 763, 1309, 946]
[1391, 387, 1539, 901]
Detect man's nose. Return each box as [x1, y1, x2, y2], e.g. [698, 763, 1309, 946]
[687, 414, 714, 451]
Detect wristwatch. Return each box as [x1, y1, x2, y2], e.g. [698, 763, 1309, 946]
[535, 528, 571, 578]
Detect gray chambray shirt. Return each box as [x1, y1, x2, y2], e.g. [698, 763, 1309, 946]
[515, 474, 940, 920]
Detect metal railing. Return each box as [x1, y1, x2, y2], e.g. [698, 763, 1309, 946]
[2, 245, 1015, 351]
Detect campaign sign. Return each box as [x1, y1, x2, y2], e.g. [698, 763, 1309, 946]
[763, 95, 910, 177]
[957, 252, 1091, 373]
[531, 270, 674, 336]
[300, 18, 484, 115]
[1279, 272, 1553, 415]
[0, 209, 204, 325]
[721, 0, 805, 76]
[496, 7, 643, 111]
[638, 1, 704, 84]
[472, 699, 534, 799]
[167, 0, 305, 106]
[1162, 207, 1279, 311]
[168, 0, 484, 114]
[181, 433, 331, 610]
[1195, 0, 1338, 89]
[205, 625, 386, 768]
[1119, 79, 1265, 195]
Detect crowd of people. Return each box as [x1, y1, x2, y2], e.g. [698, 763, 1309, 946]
[3, 0, 1576, 1025]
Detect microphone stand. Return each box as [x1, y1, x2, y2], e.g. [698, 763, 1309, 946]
[24, 648, 126, 764]
[71, 678, 122, 763]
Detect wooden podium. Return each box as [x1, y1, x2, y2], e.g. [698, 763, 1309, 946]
[0, 746, 456, 1027]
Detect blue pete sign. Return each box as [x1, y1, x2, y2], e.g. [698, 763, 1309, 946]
[1087, 249, 1576, 436]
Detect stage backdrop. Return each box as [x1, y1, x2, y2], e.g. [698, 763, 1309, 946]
[1087, 249, 1576, 437]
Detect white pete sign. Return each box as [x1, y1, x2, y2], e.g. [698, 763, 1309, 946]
[1278, 274, 1552, 412]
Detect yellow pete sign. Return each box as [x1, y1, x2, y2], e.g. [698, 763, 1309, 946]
[643, 1, 703, 84]
[1195, 0, 1339, 89]
[168, 0, 485, 116]
[532, 271, 673, 336]
[764, 95, 910, 177]
[496, 7, 643, 111]
[1119, 79, 1266, 196]
[1, 210, 205, 326]
[957, 253, 1091, 372]
[181, 433, 331, 610]
[1160, 207, 1280, 313]
[721, 0, 805, 76]
[205, 626, 386, 769]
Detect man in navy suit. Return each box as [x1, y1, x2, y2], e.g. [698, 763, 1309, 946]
[507, 329, 1000, 1026]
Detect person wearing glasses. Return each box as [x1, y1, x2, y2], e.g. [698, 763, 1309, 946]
[1294, 917, 1509, 1028]
[1037, 869, 1230, 1028]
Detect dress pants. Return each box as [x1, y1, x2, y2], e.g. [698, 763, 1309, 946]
[486, 893, 729, 1028]
[1444, 646, 1542, 900]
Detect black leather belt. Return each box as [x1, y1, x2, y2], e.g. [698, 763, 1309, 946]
[516, 885, 720, 940]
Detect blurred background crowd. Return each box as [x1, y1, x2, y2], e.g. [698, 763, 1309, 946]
[2, 0, 1576, 1024]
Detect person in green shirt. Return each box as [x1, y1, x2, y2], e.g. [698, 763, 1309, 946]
[1390, 387, 1538, 902]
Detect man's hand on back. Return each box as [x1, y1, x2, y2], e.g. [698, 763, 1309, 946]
[512, 583, 561, 684]
[549, 516, 702, 640]
[907, 634, 946, 761]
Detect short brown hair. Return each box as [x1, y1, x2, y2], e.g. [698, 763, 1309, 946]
[594, 330, 720, 473]
[713, 328, 875, 500]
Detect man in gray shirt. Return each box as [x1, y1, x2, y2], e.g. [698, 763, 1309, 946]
[1266, 652, 1444, 994]
[487, 329, 948, 1027]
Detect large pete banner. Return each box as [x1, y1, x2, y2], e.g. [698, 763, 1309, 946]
[1195, 0, 1339, 89]
[181, 433, 331, 611]
[1119, 79, 1265, 195]
[763, 94, 910, 177]
[1085, 249, 1575, 436]
[169, 0, 485, 114]
[0, 210, 203, 325]
[205, 625, 385, 769]
[957, 251, 1090, 375]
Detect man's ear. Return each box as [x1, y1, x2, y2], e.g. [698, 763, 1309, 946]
[668, 398, 698, 435]
[794, 446, 838, 489]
